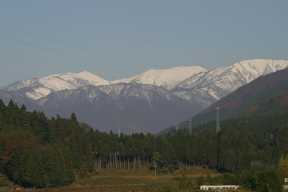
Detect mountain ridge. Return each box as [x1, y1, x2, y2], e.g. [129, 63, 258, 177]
[2, 59, 288, 133]
[112, 65, 207, 90]
[173, 59, 288, 104]
[187, 68, 288, 127]
[36, 83, 200, 133]
[5, 59, 288, 102]
[5, 71, 109, 100]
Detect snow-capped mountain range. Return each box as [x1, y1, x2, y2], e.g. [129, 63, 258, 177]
[173, 59, 288, 105]
[112, 66, 207, 90]
[2, 59, 288, 133]
[5, 66, 207, 100]
[6, 71, 108, 100]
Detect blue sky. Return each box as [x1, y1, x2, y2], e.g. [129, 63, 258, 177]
[0, 0, 287, 85]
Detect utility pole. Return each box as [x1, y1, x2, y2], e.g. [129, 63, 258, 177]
[216, 106, 221, 170]
[216, 107, 220, 134]
[189, 120, 193, 135]
[118, 128, 121, 138]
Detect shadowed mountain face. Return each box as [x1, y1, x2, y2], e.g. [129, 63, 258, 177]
[39, 84, 203, 133]
[189, 69, 288, 126]
[3, 84, 203, 133]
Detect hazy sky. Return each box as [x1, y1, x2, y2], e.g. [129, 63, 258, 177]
[0, 0, 288, 86]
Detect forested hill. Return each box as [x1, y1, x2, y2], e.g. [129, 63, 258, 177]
[1, 98, 288, 189]
[187, 68, 288, 127]
[0, 100, 95, 187]
[0, 100, 157, 188]
[163, 67, 288, 171]
[161, 95, 288, 174]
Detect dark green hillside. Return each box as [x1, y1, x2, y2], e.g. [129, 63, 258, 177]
[0, 100, 95, 187]
[166, 69, 288, 171]
[0, 100, 157, 188]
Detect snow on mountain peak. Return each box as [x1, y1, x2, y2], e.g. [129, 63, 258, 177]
[175, 59, 288, 102]
[4, 59, 288, 103]
[6, 71, 108, 100]
[58, 71, 108, 86]
[112, 65, 207, 90]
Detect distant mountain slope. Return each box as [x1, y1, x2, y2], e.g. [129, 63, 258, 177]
[173, 59, 288, 105]
[2, 59, 288, 133]
[189, 68, 288, 126]
[37, 83, 201, 133]
[113, 66, 207, 90]
[5, 71, 108, 100]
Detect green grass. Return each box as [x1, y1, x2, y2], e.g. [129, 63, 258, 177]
[0, 168, 253, 192]
[35, 167, 219, 192]
[0, 175, 11, 192]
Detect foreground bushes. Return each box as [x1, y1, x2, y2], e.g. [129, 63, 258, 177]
[4, 145, 74, 188]
[0, 101, 88, 188]
[239, 169, 281, 192]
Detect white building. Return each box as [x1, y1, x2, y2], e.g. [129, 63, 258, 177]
[200, 185, 240, 191]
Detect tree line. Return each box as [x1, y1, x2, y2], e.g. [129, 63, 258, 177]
[0, 99, 288, 188]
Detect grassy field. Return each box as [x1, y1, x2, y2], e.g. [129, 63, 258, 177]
[35, 167, 219, 192]
[0, 175, 11, 192]
[2, 167, 251, 192]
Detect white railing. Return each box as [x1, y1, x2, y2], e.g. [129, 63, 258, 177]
[200, 185, 240, 191]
